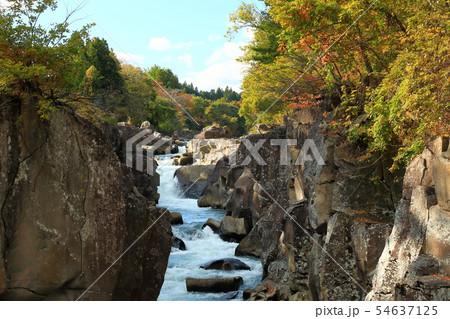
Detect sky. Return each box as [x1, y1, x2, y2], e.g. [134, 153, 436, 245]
[1, 0, 261, 91]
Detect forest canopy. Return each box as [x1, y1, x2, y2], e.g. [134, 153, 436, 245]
[0, 0, 244, 136]
[231, 0, 449, 166]
[1, 0, 448, 165]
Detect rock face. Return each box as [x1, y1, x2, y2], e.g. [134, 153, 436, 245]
[174, 165, 215, 198]
[200, 258, 251, 271]
[170, 212, 183, 225]
[235, 227, 263, 258]
[367, 138, 450, 301]
[202, 218, 221, 233]
[0, 97, 171, 300]
[172, 153, 193, 166]
[172, 236, 186, 251]
[219, 216, 250, 242]
[197, 107, 449, 301]
[188, 138, 240, 165]
[194, 125, 232, 139]
[185, 277, 243, 293]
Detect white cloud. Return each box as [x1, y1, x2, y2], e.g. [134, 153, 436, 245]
[206, 41, 245, 65]
[113, 51, 145, 65]
[208, 34, 222, 42]
[176, 41, 204, 50]
[183, 59, 244, 92]
[148, 37, 204, 51]
[149, 37, 172, 51]
[177, 53, 193, 68]
[0, 0, 10, 8]
[183, 39, 249, 92]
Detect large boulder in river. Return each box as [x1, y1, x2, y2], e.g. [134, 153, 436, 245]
[0, 97, 171, 300]
[186, 277, 243, 293]
[200, 258, 251, 271]
[172, 152, 193, 166]
[174, 165, 215, 198]
[219, 216, 250, 242]
[187, 138, 240, 165]
[202, 218, 221, 233]
[170, 212, 183, 225]
[172, 236, 186, 251]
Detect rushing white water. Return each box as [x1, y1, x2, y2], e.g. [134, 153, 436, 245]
[156, 146, 262, 301]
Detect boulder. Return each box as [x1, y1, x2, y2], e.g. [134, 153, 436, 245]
[172, 236, 186, 251]
[140, 121, 153, 130]
[433, 150, 450, 211]
[219, 217, 250, 242]
[173, 153, 193, 166]
[170, 144, 179, 154]
[235, 227, 263, 258]
[243, 289, 253, 300]
[200, 258, 251, 271]
[202, 218, 221, 233]
[187, 139, 239, 165]
[194, 125, 233, 139]
[185, 277, 243, 293]
[170, 212, 183, 225]
[198, 158, 231, 208]
[174, 165, 215, 198]
[424, 206, 450, 274]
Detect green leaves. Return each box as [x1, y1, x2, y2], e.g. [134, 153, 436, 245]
[232, 0, 449, 167]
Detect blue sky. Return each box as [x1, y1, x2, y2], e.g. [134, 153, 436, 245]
[22, 0, 260, 91]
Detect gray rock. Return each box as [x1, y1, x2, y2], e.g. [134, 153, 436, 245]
[202, 218, 221, 233]
[172, 236, 186, 251]
[219, 217, 250, 242]
[140, 121, 153, 130]
[235, 227, 262, 258]
[0, 101, 170, 301]
[186, 277, 243, 293]
[170, 212, 183, 225]
[433, 150, 450, 211]
[200, 258, 251, 271]
[424, 205, 450, 275]
[174, 165, 215, 198]
[173, 152, 193, 166]
[194, 125, 233, 139]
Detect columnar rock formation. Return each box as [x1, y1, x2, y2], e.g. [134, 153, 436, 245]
[198, 105, 449, 301]
[0, 97, 171, 300]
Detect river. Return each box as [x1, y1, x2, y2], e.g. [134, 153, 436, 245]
[156, 147, 262, 301]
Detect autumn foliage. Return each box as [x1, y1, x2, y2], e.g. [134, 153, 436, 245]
[231, 0, 449, 166]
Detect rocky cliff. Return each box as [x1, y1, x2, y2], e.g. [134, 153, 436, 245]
[0, 97, 171, 300]
[199, 106, 449, 301]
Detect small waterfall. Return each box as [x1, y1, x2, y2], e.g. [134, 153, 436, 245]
[156, 146, 262, 301]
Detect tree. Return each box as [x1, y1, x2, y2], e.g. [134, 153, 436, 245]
[232, 0, 449, 166]
[0, 0, 91, 108]
[206, 100, 246, 136]
[148, 97, 183, 135]
[148, 66, 181, 90]
[117, 64, 156, 124]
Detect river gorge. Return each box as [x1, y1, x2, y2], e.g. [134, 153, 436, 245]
[0, 100, 448, 301]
